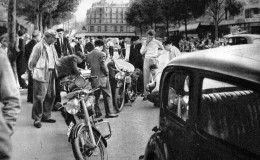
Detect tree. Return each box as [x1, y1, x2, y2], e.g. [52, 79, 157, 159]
[174, 0, 208, 39]
[140, 0, 164, 30]
[125, 1, 147, 36]
[7, 0, 18, 83]
[206, 0, 242, 39]
[17, 0, 80, 31]
[160, 0, 179, 39]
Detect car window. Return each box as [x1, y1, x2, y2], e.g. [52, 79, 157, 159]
[228, 37, 248, 45]
[253, 38, 260, 44]
[198, 78, 260, 155]
[166, 72, 190, 122]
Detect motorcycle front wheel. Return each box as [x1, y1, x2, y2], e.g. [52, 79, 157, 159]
[71, 126, 107, 160]
[114, 86, 125, 112]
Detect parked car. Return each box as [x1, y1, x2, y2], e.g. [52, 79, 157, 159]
[226, 34, 260, 45]
[140, 44, 260, 160]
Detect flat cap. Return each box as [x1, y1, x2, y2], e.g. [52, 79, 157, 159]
[131, 36, 139, 42]
[56, 28, 64, 33]
[44, 29, 57, 37]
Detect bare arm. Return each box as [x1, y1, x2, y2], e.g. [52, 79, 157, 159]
[140, 42, 147, 55]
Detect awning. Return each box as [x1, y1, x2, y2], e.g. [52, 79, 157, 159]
[74, 32, 136, 37]
[179, 23, 200, 32]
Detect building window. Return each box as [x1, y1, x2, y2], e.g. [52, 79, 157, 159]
[120, 26, 123, 32]
[114, 26, 117, 31]
[105, 26, 107, 32]
[98, 26, 101, 32]
[99, 19, 101, 23]
[90, 26, 94, 32]
[110, 19, 112, 23]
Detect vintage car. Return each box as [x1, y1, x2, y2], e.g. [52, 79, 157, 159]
[226, 34, 260, 45]
[140, 44, 260, 160]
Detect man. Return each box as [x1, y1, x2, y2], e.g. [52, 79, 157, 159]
[84, 37, 95, 54]
[140, 29, 164, 100]
[86, 39, 118, 118]
[28, 29, 58, 128]
[128, 36, 144, 95]
[74, 37, 86, 69]
[54, 51, 86, 109]
[24, 30, 42, 103]
[0, 53, 21, 160]
[107, 38, 114, 58]
[146, 64, 161, 107]
[54, 28, 73, 58]
[118, 38, 126, 57]
[16, 30, 27, 88]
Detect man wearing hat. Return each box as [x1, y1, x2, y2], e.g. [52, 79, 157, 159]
[28, 29, 58, 128]
[54, 28, 73, 57]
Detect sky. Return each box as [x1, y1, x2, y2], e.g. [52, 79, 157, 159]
[75, 0, 130, 22]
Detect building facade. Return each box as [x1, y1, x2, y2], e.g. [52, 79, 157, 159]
[85, 0, 135, 37]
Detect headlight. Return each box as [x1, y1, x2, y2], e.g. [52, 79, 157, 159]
[115, 72, 125, 80]
[65, 98, 80, 114]
[74, 76, 86, 88]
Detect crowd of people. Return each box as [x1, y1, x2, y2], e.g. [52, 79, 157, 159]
[178, 35, 226, 52]
[0, 28, 184, 159]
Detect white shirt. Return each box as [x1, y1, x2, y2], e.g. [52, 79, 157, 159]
[107, 41, 114, 47]
[43, 41, 55, 69]
[169, 46, 181, 60]
[140, 39, 164, 58]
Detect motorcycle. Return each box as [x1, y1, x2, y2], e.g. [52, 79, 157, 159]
[59, 75, 111, 160]
[113, 59, 140, 112]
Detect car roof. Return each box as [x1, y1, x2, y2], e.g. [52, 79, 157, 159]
[167, 44, 260, 84]
[227, 34, 260, 39]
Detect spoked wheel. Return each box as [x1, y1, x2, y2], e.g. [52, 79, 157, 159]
[72, 126, 107, 160]
[114, 86, 125, 112]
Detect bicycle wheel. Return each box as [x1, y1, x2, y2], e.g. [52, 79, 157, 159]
[114, 86, 125, 112]
[72, 126, 107, 160]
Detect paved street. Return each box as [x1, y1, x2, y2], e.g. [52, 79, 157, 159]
[12, 89, 159, 160]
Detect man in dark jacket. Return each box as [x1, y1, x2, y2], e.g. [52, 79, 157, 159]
[24, 30, 42, 103]
[0, 53, 21, 160]
[129, 36, 144, 94]
[84, 37, 95, 54]
[86, 40, 118, 118]
[54, 28, 73, 57]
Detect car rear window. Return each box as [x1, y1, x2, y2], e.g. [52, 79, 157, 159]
[198, 78, 260, 155]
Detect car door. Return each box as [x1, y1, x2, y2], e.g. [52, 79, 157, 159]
[194, 73, 260, 160]
[160, 67, 197, 160]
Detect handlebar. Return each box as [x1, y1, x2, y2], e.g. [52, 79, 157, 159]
[60, 75, 98, 84]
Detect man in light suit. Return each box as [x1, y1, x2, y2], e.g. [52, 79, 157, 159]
[86, 40, 118, 118]
[54, 28, 73, 57]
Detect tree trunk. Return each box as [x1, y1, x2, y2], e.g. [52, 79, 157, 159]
[215, 19, 218, 39]
[39, 12, 43, 32]
[166, 19, 169, 39]
[184, 17, 187, 39]
[35, 0, 40, 30]
[8, 0, 18, 85]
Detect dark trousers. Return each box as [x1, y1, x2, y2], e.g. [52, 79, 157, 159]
[55, 78, 62, 104]
[109, 47, 114, 57]
[27, 70, 33, 102]
[32, 70, 56, 121]
[93, 79, 116, 115]
[147, 86, 159, 106]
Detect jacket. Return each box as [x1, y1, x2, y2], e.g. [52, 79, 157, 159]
[129, 43, 143, 69]
[86, 49, 108, 87]
[0, 53, 21, 159]
[24, 39, 37, 63]
[54, 37, 73, 57]
[74, 43, 86, 69]
[28, 39, 58, 82]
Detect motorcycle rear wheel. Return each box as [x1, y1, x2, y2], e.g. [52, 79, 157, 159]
[114, 86, 125, 112]
[72, 126, 107, 160]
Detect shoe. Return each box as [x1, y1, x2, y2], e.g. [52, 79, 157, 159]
[27, 99, 33, 103]
[143, 97, 147, 101]
[33, 121, 42, 128]
[105, 114, 118, 118]
[95, 112, 102, 118]
[41, 118, 56, 123]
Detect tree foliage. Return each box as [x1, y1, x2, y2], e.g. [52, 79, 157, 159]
[206, 0, 242, 38]
[17, 0, 80, 31]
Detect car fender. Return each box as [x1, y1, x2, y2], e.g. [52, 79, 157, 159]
[71, 123, 107, 147]
[143, 132, 168, 160]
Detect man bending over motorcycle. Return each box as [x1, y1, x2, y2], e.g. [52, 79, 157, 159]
[54, 51, 86, 109]
[146, 64, 161, 107]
